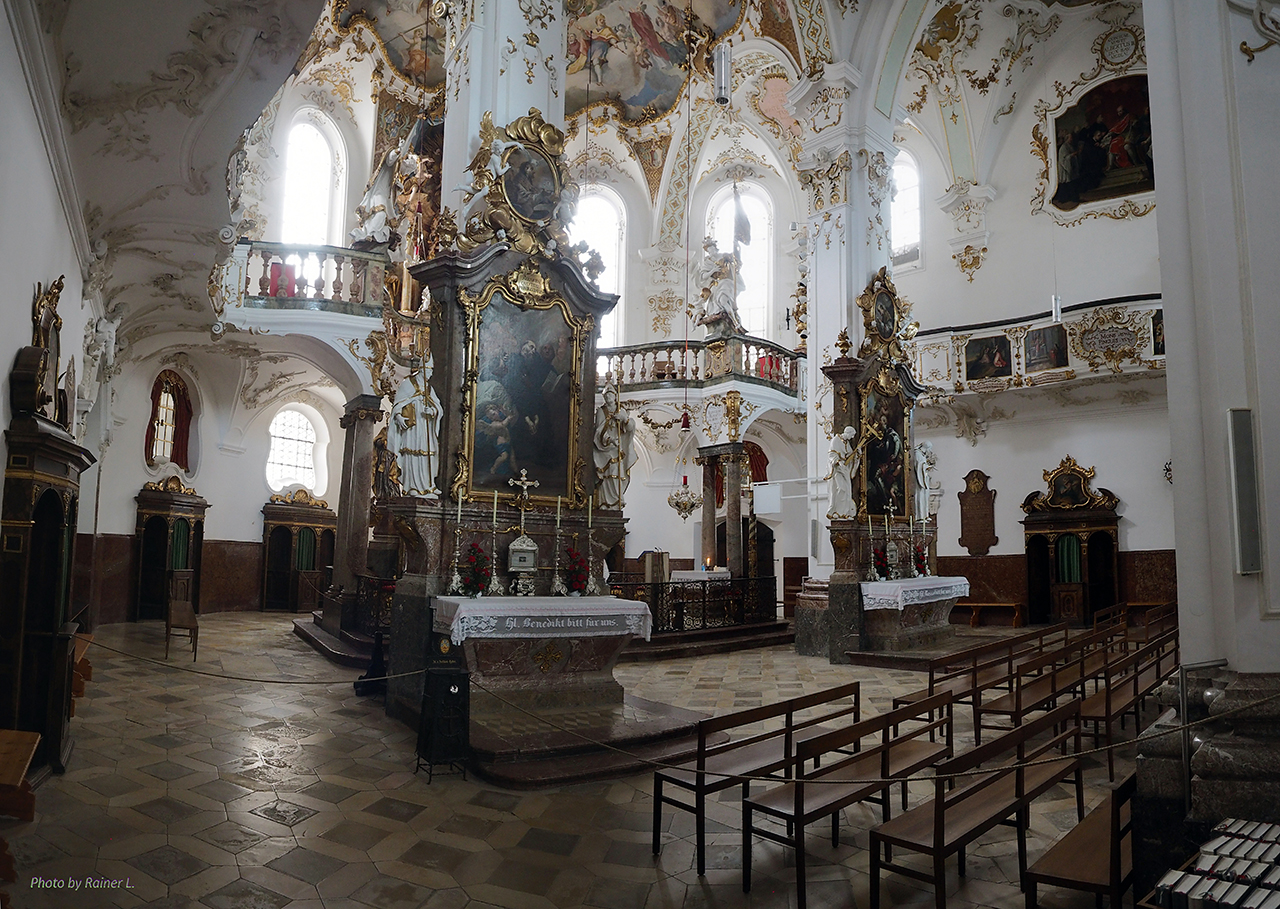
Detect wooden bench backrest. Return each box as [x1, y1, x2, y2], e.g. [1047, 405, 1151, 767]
[795, 692, 953, 769]
[931, 623, 1071, 687]
[696, 680, 861, 767]
[1108, 772, 1138, 888]
[1094, 602, 1129, 631]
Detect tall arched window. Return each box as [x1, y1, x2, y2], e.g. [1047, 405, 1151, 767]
[266, 409, 318, 491]
[146, 371, 194, 469]
[708, 183, 772, 337]
[890, 152, 922, 268]
[568, 187, 626, 347]
[282, 122, 336, 246]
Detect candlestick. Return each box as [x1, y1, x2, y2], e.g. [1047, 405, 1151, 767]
[492, 489, 498, 524]
[588, 497, 592, 528]
[556, 495, 562, 528]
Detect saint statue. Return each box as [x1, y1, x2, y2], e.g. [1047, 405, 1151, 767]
[593, 386, 637, 509]
[912, 440, 940, 522]
[695, 236, 744, 338]
[387, 355, 443, 497]
[826, 425, 861, 520]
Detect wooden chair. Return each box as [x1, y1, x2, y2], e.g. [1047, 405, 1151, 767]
[1023, 771, 1136, 909]
[165, 572, 198, 660]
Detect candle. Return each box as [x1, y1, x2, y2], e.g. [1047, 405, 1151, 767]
[556, 495, 562, 528]
[868, 512, 873, 540]
[493, 489, 498, 524]
[885, 513, 889, 536]
[588, 497, 593, 528]
[457, 495, 463, 524]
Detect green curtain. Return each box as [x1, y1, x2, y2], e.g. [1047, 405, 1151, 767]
[296, 527, 316, 571]
[171, 518, 190, 570]
[1056, 534, 1081, 583]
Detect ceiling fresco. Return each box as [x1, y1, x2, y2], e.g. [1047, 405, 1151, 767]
[333, 0, 749, 123]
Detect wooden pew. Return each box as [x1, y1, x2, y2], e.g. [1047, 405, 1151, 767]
[742, 693, 955, 909]
[652, 681, 861, 875]
[870, 700, 1086, 909]
[1080, 628, 1179, 780]
[1129, 601, 1177, 644]
[1023, 771, 1136, 909]
[951, 600, 1025, 628]
[1092, 602, 1129, 633]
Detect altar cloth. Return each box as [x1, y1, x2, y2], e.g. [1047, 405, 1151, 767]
[860, 577, 970, 611]
[432, 595, 653, 644]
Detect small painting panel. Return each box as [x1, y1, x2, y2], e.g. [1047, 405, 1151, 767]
[501, 146, 559, 222]
[965, 336, 1013, 381]
[873, 290, 897, 340]
[472, 292, 575, 496]
[1152, 309, 1165, 355]
[1051, 73, 1153, 211]
[1024, 325, 1069, 373]
[863, 387, 907, 518]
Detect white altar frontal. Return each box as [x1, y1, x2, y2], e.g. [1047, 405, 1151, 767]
[858, 576, 970, 651]
[431, 595, 653, 715]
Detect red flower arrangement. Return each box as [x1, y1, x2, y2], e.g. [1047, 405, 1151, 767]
[564, 547, 588, 593]
[873, 547, 888, 576]
[461, 543, 491, 597]
[915, 544, 928, 575]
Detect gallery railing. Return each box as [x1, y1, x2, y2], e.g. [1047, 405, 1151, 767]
[221, 240, 390, 318]
[598, 336, 803, 395]
[355, 574, 394, 637]
[607, 576, 775, 634]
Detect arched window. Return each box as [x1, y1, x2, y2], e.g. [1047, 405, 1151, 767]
[146, 371, 193, 470]
[266, 409, 318, 491]
[708, 183, 772, 337]
[568, 187, 626, 347]
[890, 152, 921, 267]
[282, 122, 336, 246]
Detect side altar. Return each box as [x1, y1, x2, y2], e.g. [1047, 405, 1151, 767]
[800, 268, 964, 661]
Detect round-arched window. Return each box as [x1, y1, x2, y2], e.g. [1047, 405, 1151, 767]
[568, 186, 627, 347]
[707, 183, 772, 337]
[266, 409, 318, 491]
[891, 152, 921, 267]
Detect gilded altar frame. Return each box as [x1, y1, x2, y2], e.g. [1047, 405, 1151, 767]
[453, 264, 592, 508]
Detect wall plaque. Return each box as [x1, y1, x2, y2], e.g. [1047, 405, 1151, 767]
[958, 469, 998, 556]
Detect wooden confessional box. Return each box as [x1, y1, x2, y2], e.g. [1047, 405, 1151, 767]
[1021, 456, 1120, 626]
[135, 478, 207, 621]
[0, 279, 95, 780]
[261, 490, 336, 612]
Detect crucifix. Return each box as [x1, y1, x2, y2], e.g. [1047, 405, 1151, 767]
[508, 469, 540, 532]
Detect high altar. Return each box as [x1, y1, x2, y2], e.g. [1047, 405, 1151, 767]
[374, 110, 651, 729]
[798, 268, 968, 659]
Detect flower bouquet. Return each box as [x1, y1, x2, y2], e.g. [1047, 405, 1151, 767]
[873, 547, 889, 578]
[564, 546, 588, 594]
[915, 544, 929, 576]
[461, 543, 491, 597]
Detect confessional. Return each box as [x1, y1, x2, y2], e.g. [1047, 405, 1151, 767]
[135, 478, 207, 622]
[261, 489, 336, 612]
[0, 276, 95, 780]
[1022, 456, 1120, 626]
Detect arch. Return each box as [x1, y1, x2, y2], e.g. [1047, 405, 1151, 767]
[890, 148, 922, 270]
[145, 370, 195, 471]
[705, 181, 774, 337]
[265, 401, 332, 496]
[569, 185, 627, 346]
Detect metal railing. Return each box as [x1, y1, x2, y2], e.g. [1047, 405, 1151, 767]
[355, 575, 394, 637]
[607, 576, 775, 634]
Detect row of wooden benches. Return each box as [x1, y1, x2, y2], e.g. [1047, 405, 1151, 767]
[653, 625, 1178, 909]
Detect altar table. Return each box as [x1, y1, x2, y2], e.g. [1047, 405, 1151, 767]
[431, 595, 653, 714]
[858, 576, 970, 651]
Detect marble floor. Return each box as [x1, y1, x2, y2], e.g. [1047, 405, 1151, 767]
[1, 612, 1143, 909]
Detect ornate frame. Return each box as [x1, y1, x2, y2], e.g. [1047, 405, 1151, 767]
[858, 365, 913, 519]
[1029, 17, 1153, 228]
[452, 262, 591, 508]
[855, 266, 917, 365]
[1068, 306, 1153, 374]
[1021, 455, 1119, 514]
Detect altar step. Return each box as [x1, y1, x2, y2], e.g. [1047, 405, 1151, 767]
[618, 620, 795, 662]
[292, 612, 385, 668]
[467, 695, 725, 789]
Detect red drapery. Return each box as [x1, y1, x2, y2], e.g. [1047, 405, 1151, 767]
[713, 442, 769, 506]
[145, 371, 193, 470]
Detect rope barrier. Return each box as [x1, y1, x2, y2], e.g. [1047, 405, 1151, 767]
[81, 635, 1276, 787]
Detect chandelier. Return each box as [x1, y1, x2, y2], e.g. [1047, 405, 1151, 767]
[667, 412, 702, 521]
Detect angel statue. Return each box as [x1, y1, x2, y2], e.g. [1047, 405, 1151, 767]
[826, 425, 861, 520]
[695, 236, 744, 339]
[387, 355, 444, 497]
[593, 386, 637, 509]
[912, 440, 940, 522]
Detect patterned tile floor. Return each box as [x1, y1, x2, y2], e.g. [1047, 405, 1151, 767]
[0, 612, 1141, 909]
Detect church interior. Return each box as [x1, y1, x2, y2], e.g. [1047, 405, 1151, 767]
[3, 0, 1280, 906]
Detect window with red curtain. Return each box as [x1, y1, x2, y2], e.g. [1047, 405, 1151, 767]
[145, 370, 193, 469]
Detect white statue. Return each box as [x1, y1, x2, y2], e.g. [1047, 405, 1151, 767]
[826, 425, 861, 520]
[78, 315, 119, 405]
[912, 440, 940, 522]
[696, 237, 744, 338]
[593, 386, 637, 509]
[388, 356, 443, 497]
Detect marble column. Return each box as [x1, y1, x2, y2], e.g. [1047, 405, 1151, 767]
[725, 450, 743, 577]
[322, 394, 384, 635]
[698, 453, 717, 568]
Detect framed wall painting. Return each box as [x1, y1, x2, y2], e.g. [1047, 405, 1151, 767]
[1025, 325, 1069, 373]
[1152, 309, 1165, 355]
[1050, 73, 1153, 212]
[861, 385, 908, 518]
[501, 146, 560, 223]
[965, 335, 1013, 381]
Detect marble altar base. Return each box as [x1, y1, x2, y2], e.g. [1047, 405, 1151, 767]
[858, 577, 969, 652]
[794, 577, 830, 657]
